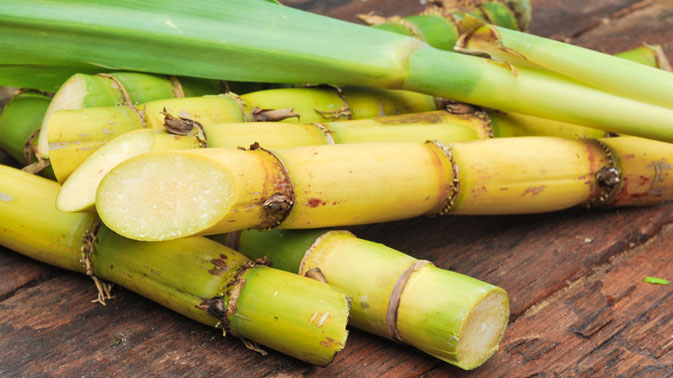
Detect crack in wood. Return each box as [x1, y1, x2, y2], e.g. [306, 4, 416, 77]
[568, 0, 656, 40]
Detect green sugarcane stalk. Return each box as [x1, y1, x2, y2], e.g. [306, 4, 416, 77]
[0, 90, 56, 178]
[7, 41, 662, 166]
[359, 0, 530, 51]
[2, 1, 673, 142]
[0, 164, 350, 366]
[456, 16, 673, 110]
[210, 228, 509, 370]
[615, 43, 672, 72]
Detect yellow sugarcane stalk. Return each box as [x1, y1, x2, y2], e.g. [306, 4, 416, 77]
[46, 86, 439, 183]
[57, 110, 492, 213]
[0, 164, 349, 366]
[95, 135, 673, 241]
[240, 86, 440, 123]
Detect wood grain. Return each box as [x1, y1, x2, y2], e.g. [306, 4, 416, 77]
[2, 0, 673, 376]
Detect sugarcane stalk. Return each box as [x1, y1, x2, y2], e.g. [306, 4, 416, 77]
[57, 110, 491, 212]
[615, 43, 672, 72]
[46, 86, 437, 182]
[36, 72, 221, 159]
[0, 164, 349, 366]
[455, 17, 673, 110]
[3, 1, 673, 142]
[0, 90, 57, 177]
[359, 0, 530, 51]
[95, 136, 673, 241]
[240, 86, 440, 124]
[214, 228, 509, 370]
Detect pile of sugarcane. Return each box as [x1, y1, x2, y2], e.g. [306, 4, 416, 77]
[1, 0, 673, 371]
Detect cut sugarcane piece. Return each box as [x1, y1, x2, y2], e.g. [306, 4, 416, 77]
[47, 106, 145, 182]
[96, 142, 452, 240]
[57, 129, 202, 212]
[57, 110, 491, 213]
[47, 95, 245, 182]
[5, 1, 673, 142]
[37, 73, 125, 159]
[36, 72, 222, 159]
[96, 136, 673, 241]
[232, 228, 509, 370]
[455, 17, 673, 110]
[615, 43, 672, 72]
[0, 165, 349, 366]
[240, 86, 439, 123]
[0, 90, 56, 177]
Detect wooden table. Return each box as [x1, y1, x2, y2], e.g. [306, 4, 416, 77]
[2, 0, 673, 376]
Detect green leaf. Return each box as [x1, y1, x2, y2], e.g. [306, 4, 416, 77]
[643, 276, 670, 285]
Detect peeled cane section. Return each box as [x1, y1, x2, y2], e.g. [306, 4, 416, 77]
[238, 229, 509, 369]
[449, 137, 608, 214]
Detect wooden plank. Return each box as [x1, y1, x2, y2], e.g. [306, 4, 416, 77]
[572, 2, 673, 60]
[529, 0, 643, 39]
[0, 274, 312, 377]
